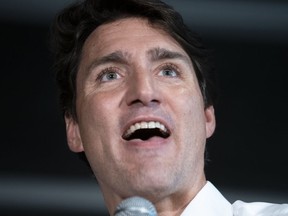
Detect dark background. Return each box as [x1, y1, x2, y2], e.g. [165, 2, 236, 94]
[1, 0, 288, 215]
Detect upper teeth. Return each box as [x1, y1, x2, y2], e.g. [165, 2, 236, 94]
[124, 121, 167, 137]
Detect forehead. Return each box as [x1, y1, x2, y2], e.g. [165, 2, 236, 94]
[82, 18, 189, 60]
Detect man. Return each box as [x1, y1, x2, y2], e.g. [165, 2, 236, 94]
[51, 0, 288, 215]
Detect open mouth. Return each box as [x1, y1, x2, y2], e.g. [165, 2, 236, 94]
[122, 121, 170, 141]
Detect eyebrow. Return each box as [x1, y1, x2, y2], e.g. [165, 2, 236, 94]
[87, 47, 190, 74]
[87, 50, 130, 73]
[147, 47, 190, 64]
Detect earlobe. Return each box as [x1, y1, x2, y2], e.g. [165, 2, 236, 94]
[205, 106, 216, 138]
[65, 116, 84, 152]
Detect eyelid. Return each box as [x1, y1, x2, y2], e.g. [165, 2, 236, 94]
[158, 62, 181, 76]
[95, 66, 121, 82]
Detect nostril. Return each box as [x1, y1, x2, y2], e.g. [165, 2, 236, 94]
[129, 99, 142, 106]
[125, 78, 161, 107]
[128, 99, 160, 108]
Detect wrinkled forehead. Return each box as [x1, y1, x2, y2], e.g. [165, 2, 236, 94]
[81, 18, 190, 61]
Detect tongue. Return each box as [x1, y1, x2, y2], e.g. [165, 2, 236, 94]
[126, 128, 168, 141]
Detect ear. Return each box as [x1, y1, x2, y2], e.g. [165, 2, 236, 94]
[65, 116, 84, 152]
[204, 106, 216, 138]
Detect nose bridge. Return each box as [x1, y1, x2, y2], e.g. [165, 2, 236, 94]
[126, 66, 159, 106]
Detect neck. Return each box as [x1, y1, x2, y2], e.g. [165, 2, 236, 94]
[101, 174, 207, 216]
[155, 175, 206, 216]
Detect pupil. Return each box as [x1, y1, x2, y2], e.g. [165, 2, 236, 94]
[164, 70, 171, 75]
[108, 72, 116, 79]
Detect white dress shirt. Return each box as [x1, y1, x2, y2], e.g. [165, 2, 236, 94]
[181, 181, 288, 216]
[233, 200, 288, 216]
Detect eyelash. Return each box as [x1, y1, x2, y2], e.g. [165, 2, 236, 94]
[96, 67, 120, 82]
[158, 63, 181, 77]
[95, 63, 180, 82]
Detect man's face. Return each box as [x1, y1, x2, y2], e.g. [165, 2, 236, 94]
[66, 18, 215, 202]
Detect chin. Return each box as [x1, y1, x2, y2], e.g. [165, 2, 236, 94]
[125, 172, 177, 199]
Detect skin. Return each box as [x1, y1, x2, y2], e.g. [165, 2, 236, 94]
[65, 18, 216, 215]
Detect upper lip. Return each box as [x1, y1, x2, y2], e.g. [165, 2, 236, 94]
[121, 116, 171, 140]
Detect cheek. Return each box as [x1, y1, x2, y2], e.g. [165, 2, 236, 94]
[75, 94, 111, 151]
[171, 84, 205, 120]
[76, 91, 123, 148]
[77, 97, 118, 174]
[78, 90, 118, 124]
[172, 87, 207, 141]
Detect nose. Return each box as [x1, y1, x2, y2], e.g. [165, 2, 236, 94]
[125, 70, 161, 107]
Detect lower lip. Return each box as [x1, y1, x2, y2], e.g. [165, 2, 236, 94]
[125, 136, 170, 148]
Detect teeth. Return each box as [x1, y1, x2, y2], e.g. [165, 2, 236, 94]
[148, 122, 155, 128]
[140, 122, 148, 129]
[124, 121, 167, 137]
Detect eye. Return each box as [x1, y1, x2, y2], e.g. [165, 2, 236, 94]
[97, 68, 121, 82]
[158, 64, 179, 78]
[102, 71, 120, 81]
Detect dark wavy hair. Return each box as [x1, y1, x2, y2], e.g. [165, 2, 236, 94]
[51, 0, 217, 121]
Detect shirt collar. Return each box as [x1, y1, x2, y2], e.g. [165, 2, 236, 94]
[181, 181, 233, 216]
